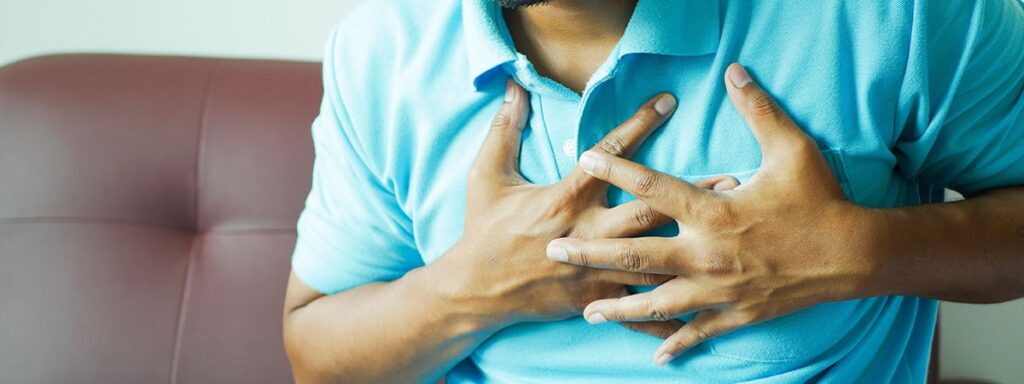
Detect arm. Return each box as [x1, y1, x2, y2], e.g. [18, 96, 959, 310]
[284, 81, 731, 382]
[547, 63, 1024, 365]
[547, 2, 1024, 364]
[283, 255, 502, 383]
[868, 187, 1024, 304]
[869, 0, 1024, 305]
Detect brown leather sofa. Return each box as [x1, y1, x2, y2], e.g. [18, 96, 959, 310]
[1, 54, 954, 384]
[0, 54, 319, 383]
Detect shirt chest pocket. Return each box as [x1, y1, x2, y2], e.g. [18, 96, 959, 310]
[673, 149, 864, 364]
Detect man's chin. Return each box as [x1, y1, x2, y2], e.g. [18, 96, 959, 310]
[496, 0, 550, 9]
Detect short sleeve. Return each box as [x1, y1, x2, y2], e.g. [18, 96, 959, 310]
[894, 0, 1024, 197]
[291, 28, 422, 294]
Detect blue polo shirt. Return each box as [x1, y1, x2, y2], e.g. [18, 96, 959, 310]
[292, 0, 1024, 382]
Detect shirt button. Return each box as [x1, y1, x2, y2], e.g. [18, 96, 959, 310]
[562, 138, 577, 159]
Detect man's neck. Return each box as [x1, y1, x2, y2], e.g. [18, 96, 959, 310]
[504, 0, 638, 94]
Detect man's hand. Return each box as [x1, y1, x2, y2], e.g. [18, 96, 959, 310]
[545, 64, 877, 365]
[436, 79, 737, 335]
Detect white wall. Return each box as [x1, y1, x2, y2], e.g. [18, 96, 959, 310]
[1, 0, 1022, 382]
[942, 302, 1024, 382]
[0, 0, 363, 66]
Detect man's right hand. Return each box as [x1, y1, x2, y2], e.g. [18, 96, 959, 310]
[430, 79, 737, 335]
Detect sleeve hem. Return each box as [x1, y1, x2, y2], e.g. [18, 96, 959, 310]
[291, 241, 367, 295]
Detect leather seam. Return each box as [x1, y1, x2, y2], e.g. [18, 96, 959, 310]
[170, 58, 219, 384]
[192, 59, 220, 231]
[169, 236, 200, 384]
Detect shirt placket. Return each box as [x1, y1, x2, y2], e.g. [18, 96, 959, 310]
[575, 62, 620, 165]
[508, 54, 622, 180]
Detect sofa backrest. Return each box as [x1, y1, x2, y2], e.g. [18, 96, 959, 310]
[0, 54, 320, 383]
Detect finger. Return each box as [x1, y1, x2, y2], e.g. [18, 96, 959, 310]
[469, 79, 530, 185]
[596, 286, 686, 339]
[620, 320, 685, 340]
[591, 200, 672, 238]
[547, 237, 689, 275]
[591, 269, 673, 286]
[577, 151, 712, 220]
[653, 311, 742, 366]
[723, 63, 817, 167]
[560, 93, 677, 195]
[592, 175, 739, 238]
[582, 279, 714, 323]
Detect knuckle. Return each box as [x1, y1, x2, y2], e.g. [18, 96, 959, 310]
[639, 273, 660, 286]
[692, 199, 735, 231]
[597, 133, 628, 157]
[617, 243, 645, 272]
[647, 299, 673, 322]
[632, 204, 658, 229]
[697, 251, 736, 276]
[690, 323, 714, 342]
[718, 289, 741, 304]
[576, 247, 591, 267]
[632, 172, 660, 198]
[490, 108, 511, 130]
[633, 107, 656, 128]
[747, 92, 780, 117]
[591, 158, 613, 180]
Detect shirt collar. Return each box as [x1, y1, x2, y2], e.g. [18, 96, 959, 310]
[462, 0, 722, 90]
[618, 0, 721, 59]
[463, 1, 518, 90]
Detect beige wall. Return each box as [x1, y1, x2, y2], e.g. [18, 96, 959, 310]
[1, 0, 1022, 382]
[0, 0, 361, 66]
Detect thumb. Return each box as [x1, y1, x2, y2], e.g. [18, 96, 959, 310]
[723, 63, 817, 168]
[469, 79, 530, 184]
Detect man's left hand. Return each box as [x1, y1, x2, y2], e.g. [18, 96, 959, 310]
[545, 63, 880, 366]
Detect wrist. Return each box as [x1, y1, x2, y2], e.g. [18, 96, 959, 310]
[828, 202, 894, 300]
[850, 204, 910, 299]
[412, 241, 517, 332]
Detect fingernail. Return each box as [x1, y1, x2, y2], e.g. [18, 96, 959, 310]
[655, 353, 673, 366]
[653, 94, 677, 115]
[586, 312, 607, 324]
[713, 178, 738, 191]
[546, 243, 569, 262]
[505, 79, 516, 102]
[728, 64, 752, 89]
[578, 152, 597, 174]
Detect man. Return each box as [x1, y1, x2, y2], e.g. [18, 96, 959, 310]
[283, 0, 1024, 382]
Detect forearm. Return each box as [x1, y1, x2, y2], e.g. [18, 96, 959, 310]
[866, 186, 1024, 303]
[283, 253, 506, 383]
